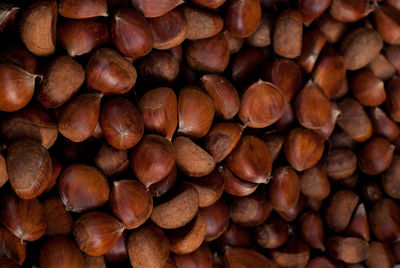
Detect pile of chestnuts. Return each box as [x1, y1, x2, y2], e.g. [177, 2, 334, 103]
[1, 0, 400, 267]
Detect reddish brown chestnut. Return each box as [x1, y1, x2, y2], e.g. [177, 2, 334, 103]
[130, 135, 175, 187]
[42, 196, 73, 236]
[358, 137, 395, 175]
[224, 0, 262, 38]
[138, 87, 177, 140]
[229, 194, 272, 227]
[99, 97, 144, 150]
[254, 214, 289, 249]
[86, 48, 137, 95]
[39, 236, 85, 268]
[131, 0, 183, 18]
[94, 143, 129, 178]
[58, 164, 110, 213]
[239, 80, 285, 128]
[284, 128, 325, 172]
[109, 180, 153, 229]
[201, 200, 229, 241]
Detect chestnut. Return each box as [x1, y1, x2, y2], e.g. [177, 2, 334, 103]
[316, 13, 347, 43]
[239, 80, 285, 128]
[226, 135, 272, 184]
[204, 122, 244, 163]
[350, 69, 386, 106]
[346, 203, 370, 242]
[295, 81, 332, 130]
[128, 224, 170, 268]
[267, 166, 300, 211]
[271, 237, 310, 268]
[369, 107, 400, 141]
[7, 139, 52, 199]
[230, 47, 264, 85]
[149, 8, 187, 49]
[131, 0, 183, 18]
[42, 196, 73, 236]
[362, 181, 384, 204]
[326, 236, 370, 264]
[149, 165, 178, 197]
[200, 74, 240, 120]
[0, 3, 19, 33]
[340, 27, 383, 71]
[325, 190, 359, 233]
[218, 223, 252, 248]
[105, 231, 129, 263]
[369, 198, 400, 242]
[337, 97, 372, 142]
[329, 0, 372, 22]
[110, 8, 153, 59]
[58, 164, 110, 213]
[299, 0, 331, 26]
[200, 200, 229, 241]
[84, 255, 106, 268]
[94, 143, 129, 178]
[0, 44, 38, 74]
[299, 211, 325, 251]
[277, 193, 307, 222]
[299, 165, 330, 200]
[59, 0, 107, 18]
[57, 18, 110, 57]
[224, 0, 262, 38]
[229, 194, 272, 227]
[173, 136, 216, 177]
[386, 75, 400, 122]
[0, 63, 36, 112]
[284, 128, 325, 172]
[323, 148, 357, 180]
[85, 48, 137, 95]
[189, 0, 226, 9]
[365, 241, 395, 268]
[178, 86, 215, 139]
[137, 51, 180, 84]
[173, 242, 212, 268]
[224, 247, 272, 268]
[312, 46, 346, 99]
[99, 97, 144, 149]
[151, 184, 199, 229]
[0, 155, 7, 189]
[187, 169, 224, 207]
[382, 154, 400, 199]
[19, 0, 57, 56]
[307, 256, 343, 268]
[254, 214, 288, 249]
[219, 165, 259, 197]
[167, 213, 206, 254]
[130, 134, 175, 187]
[0, 193, 46, 242]
[261, 58, 303, 103]
[0, 226, 26, 265]
[73, 211, 124, 256]
[37, 56, 84, 109]
[368, 53, 396, 81]
[1, 103, 58, 149]
[223, 30, 244, 54]
[57, 93, 102, 143]
[39, 236, 85, 268]
[186, 34, 230, 73]
[358, 137, 395, 175]
[182, 6, 223, 40]
[109, 180, 153, 229]
[138, 87, 177, 140]
[273, 9, 303, 59]
[245, 14, 272, 48]
[386, 45, 400, 75]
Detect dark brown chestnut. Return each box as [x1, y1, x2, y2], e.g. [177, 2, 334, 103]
[369, 198, 400, 242]
[327, 236, 369, 264]
[105, 231, 129, 263]
[368, 53, 396, 81]
[0, 225, 26, 265]
[299, 211, 325, 251]
[350, 69, 386, 106]
[370, 107, 400, 141]
[325, 190, 359, 233]
[316, 13, 347, 43]
[323, 148, 357, 180]
[382, 154, 400, 199]
[137, 51, 180, 84]
[224, 247, 272, 268]
[300, 165, 330, 200]
[254, 214, 288, 249]
[329, 0, 372, 22]
[42, 196, 73, 236]
[219, 165, 259, 197]
[346, 203, 370, 241]
[94, 143, 129, 178]
[299, 0, 331, 26]
[200, 200, 229, 241]
[270, 237, 310, 268]
[182, 6, 222, 41]
[187, 169, 224, 208]
[131, 0, 183, 18]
